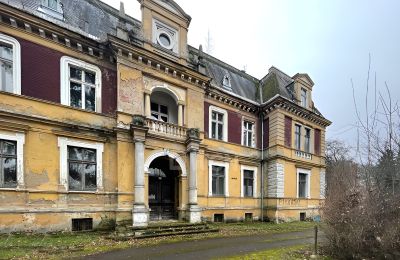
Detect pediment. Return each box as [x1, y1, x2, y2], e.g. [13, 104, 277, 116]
[293, 73, 314, 87]
[152, 0, 191, 22]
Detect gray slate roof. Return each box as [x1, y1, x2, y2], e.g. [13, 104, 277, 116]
[1, 0, 324, 115]
[0, 0, 141, 42]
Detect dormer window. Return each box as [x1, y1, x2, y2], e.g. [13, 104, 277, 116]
[38, 0, 63, 20]
[300, 88, 307, 107]
[222, 75, 231, 90]
[152, 19, 178, 54]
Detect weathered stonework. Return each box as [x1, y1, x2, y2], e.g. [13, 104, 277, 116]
[320, 170, 326, 199]
[267, 162, 285, 198]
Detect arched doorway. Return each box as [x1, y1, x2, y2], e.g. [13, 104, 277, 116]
[148, 156, 181, 221]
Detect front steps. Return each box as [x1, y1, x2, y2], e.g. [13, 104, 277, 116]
[113, 222, 219, 240]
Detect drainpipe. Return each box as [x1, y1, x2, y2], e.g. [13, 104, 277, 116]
[260, 111, 264, 222]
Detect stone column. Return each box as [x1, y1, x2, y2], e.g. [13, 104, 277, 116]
[144, 90, 151, 118]
[186, 128, 202, 223]
[131, 115, 149, 227]
[178, 102, 184, 126]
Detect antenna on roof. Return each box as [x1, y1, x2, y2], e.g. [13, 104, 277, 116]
[241, 65, 247, 73]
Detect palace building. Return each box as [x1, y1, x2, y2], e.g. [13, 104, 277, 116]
[0, 0, 330, 232]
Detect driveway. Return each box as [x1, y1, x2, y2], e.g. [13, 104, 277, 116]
[83, 229, 316, 260]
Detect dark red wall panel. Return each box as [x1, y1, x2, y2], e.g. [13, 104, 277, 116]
[204, 101, 210, 138]
[20, 38, 62, 103]
[284, 116, 292, 147]
[228, 109, 242, 145]
[101, 68, 117, 115]
[17, 36, 117, 115]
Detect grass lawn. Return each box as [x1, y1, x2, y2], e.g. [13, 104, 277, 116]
[0, 221, 316, 259]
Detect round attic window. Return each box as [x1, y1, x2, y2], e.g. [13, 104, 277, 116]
[157, 31, 174, 50]
[159, 33, 171, 47]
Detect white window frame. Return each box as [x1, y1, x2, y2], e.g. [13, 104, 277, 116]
[300, 88, 307, 107]
[242, 119, 255, 147]
[208, 160, 229, 197]
[297, 168, 311, 199]
[294, 124, 301, 150]
[209, 105, 228, 142]
[304, 127, 311, 153]
[0, 130, 25, 189]
[60, 56, 102, 113]
[0, 33, 21, 95]
[240, 165, 257, 198]
[58, 137, 104, 192]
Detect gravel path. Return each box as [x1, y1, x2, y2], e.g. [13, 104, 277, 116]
[83, 229, 315, 260]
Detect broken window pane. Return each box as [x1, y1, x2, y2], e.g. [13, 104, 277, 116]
[68, 146, 97, 191]
[2, 140, 16, 155]
[2, 158, 17, 187]
[84, 85, 96, 111]
[70, 67, 82, 80]
[0, 139, 17, 188]
[70, 82, 82, 108]
[84, 71, 96, 84]
[68, 162, 82, 190]
[84, 164, 96, 190]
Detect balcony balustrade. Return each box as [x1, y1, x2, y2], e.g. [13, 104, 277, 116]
[294, 150, 312, 160]
[145, 118, 187, 140]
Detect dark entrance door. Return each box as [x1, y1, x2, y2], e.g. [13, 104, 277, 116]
[148, 156, 179, 221]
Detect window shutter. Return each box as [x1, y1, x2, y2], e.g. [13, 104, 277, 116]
[314, 129, 321, 155]
[284, 116, 292, 147]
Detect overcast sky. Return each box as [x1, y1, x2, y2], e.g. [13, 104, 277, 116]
[102, 0, 400, 147]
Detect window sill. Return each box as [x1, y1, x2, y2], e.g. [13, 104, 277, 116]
[209, 195, 229, 198]
[0, 187, 20, 191]
[67, 190, 99, 194]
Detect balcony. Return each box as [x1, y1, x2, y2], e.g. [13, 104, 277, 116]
[145, 118, 187, 140]
[294, 150, 312, 160]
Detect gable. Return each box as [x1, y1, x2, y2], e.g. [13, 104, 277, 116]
[293, 73, 314, 87]
[152, 0, 191, 22]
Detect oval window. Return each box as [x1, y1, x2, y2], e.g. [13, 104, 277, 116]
[159, 33, 171, 48]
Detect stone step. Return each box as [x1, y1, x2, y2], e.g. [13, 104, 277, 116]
[111, 227, 219, 240]
[136, 225, 208, 236]
[131, 222, 207, 231]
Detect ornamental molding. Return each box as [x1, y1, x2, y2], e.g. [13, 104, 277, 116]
[205, 88, 259, 114]
[0, 8, 114, 63]
[263, 96, 331, 127]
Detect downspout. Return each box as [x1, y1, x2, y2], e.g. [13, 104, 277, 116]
[260, 111, 264, 222]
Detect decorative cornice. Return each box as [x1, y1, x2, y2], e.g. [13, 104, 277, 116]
[0, 4, 114, 64]
[205, 88, 259, 114]
[109, 35, 210, 89]
[263, 96, 331, 127]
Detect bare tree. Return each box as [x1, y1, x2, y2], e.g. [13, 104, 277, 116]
[323, 57, 400, 259]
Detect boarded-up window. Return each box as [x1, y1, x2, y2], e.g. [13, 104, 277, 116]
[284, 116, 292, 147]
[314, 129, 321, 155]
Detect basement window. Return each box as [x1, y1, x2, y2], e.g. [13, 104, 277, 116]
[214, 214, 224, 223]
[245, 213, 253, 222]
[72, 218, 93, 231]
[300, 212, 306, 221]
